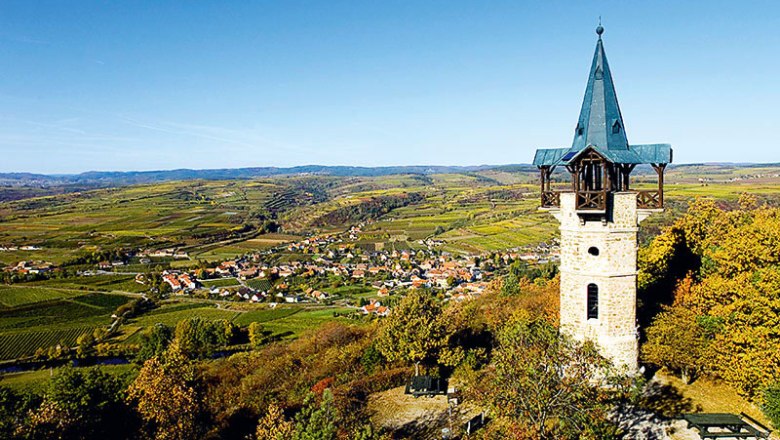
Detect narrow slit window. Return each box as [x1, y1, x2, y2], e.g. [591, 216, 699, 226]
[587, 284, 598, 319]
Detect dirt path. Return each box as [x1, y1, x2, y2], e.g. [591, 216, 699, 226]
[367, 386, 482, 439]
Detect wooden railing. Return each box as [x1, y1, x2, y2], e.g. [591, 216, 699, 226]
[541, 191, 560, 208]
[637, 190, 662, 209]
[576, 191, 607, 211]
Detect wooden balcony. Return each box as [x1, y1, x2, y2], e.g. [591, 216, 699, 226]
[541, 191, 560, 208]
[637, 190, 662, 209]
[576, 191, 607, 211]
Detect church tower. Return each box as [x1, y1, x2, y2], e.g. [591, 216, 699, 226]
[532, 26, 672, 372]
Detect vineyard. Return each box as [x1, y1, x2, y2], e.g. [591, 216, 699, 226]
[246, 278, 273, 291]
[0, 293, 130, 361]
[0, 327, 98, 360]
[0, 286, 76, 308]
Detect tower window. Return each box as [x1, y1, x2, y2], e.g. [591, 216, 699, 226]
[587, 284, 598, 319]
[575, 123, 584, 136]
[612, 120, 621, 134]
[588, 246, 599, 256]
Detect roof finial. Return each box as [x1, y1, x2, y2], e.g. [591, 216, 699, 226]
[596, 17, 604, 38]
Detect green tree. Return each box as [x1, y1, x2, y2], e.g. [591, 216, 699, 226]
[293, 390, 337, 440]
[22, 367, 135, 439]
[376, 290, 445, 371]
[136, 323, 173, 362]
[0, 386, 39, 438]
[248, 322, 267, 348]
[75, 332, 95, 358]
[762, 382, 780, 429]
[174, 317, 230, 358]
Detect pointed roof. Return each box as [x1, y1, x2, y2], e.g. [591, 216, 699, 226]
[532, 26, 672, 167]
[571, 26, 628, 152]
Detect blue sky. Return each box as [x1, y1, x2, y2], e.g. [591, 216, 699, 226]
[0, 1, 778, 173]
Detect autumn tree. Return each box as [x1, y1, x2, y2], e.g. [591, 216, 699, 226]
[127, 343, 206, 440]
[641, 200, 780, 399]
[256, 403, 295, 440]
[641, 306, 713, 383]
[375, 290, 446, 372]
[475, 315, 621, 439]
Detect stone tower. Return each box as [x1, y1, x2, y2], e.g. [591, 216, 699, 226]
[532, 26, 672, 372]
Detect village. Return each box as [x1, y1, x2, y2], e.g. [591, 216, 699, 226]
[134, 224, 560, 317]
[2, 224, 561, 318]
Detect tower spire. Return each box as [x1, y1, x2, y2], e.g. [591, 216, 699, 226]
[571, 25, 628, 152]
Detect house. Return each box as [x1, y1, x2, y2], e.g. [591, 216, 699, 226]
[179, 274, 197, 290]
[239, 267, 258, 280]
[361, 300, 380, 315]
[361, 300, 390, 317]
[310, 290, 329, 301]
[284, 294, 301, 303]
[163, 274, 182, 291]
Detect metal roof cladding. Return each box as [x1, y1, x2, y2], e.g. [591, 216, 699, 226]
[533, 26, 672, 167]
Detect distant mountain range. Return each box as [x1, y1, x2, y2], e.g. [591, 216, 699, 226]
[0, 162, 778, 189]
[0, 165, 538, 188]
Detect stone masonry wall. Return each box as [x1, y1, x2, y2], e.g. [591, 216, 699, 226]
[554, 192, 640, 372]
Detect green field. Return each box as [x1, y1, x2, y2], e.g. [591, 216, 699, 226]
[0, 363, 139, 392]
[0, 327, 98, 360]
[130, 305, 240, 328]
[259, 307, 355, 337]
[28, 275, 148, 294]
[0, 286, 77, 307]
[246, 278, 273, 291]
[0, 293, 132, 360]
[232, 307, 300, 326]
[201, 278, 242, 288]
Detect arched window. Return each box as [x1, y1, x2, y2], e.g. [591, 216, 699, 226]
[587, 284, 598, 319]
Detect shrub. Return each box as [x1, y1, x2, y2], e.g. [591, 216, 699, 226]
[762, 382, 780, 428]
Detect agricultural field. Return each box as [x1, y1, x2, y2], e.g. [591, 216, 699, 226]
[0, 286, 79, 307]
[257, 307, 356, 338]
[121, 300, 358, 344]
[27, 275, 148, 294]
[0, 179, 305, 266]
[0, 363, 139, 392]
[246, 278, 273, 291]
[201, 278, 242, 288]
[0, 293, 132, 360]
